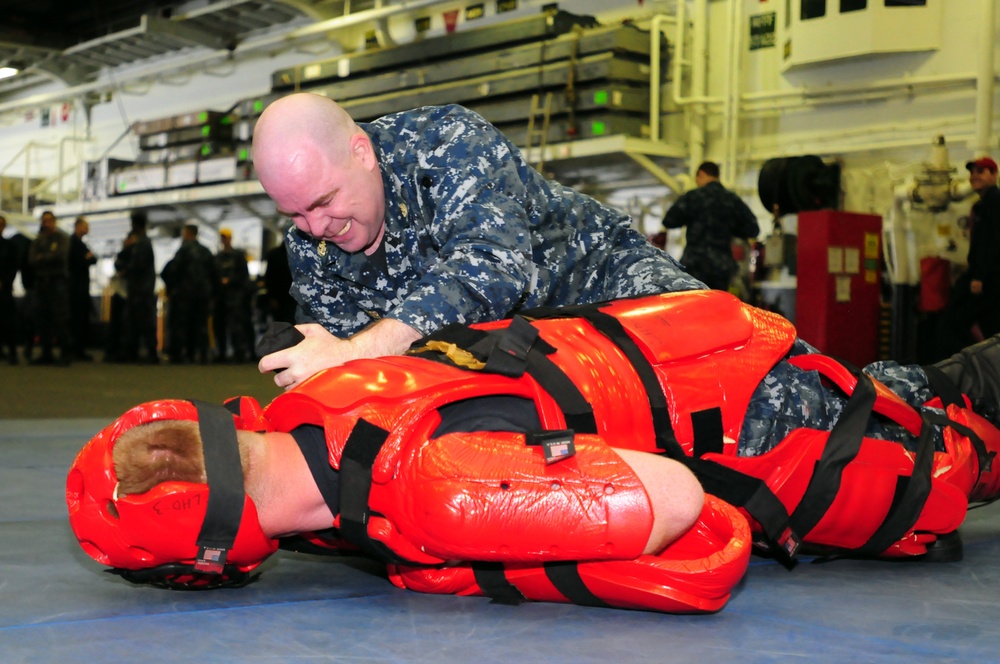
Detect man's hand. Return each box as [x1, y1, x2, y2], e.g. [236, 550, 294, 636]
[258, 318, 423, 390]
[971, 279, 984, 295]
[258, 324, 351, 389]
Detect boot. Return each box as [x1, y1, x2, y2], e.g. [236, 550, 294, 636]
[930, 334, 1000, 427]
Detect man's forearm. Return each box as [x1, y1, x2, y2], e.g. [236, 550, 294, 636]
[349, 317, 424, 358]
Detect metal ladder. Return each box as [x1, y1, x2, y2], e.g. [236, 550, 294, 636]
[526, 91, 553, 172]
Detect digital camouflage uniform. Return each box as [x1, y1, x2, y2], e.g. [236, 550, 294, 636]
[740, 339, 940, 456]
[283, 104, 939, 460]
[663, 180, 760, 291]
[285, 104, 705, 337]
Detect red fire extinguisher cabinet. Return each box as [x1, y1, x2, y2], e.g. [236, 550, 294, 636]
[795, 210, 883, 368]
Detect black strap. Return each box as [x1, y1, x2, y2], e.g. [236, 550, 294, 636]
[543, 562, 611, 608]
[338, 419, 408, 563]
[471, 562, 526, 605]
[788, 373, 877, 538]
[192, 400, 246, 572]
[419, 319, 598, 434]
[481, 315, 539, 377]
[685, 456, 800, 566]
[856, 411, 937, 555]
[524, 305, 683, 456]
[922, 364, 965, 409]
[290, 425, 340, 516]
[523, 346, 598, 433]
[692, 408, 725, 457]
[923, 410, 995, 502]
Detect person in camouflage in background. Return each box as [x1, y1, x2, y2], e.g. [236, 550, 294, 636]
[251, 93, 706, 388]
[662, 161, 760, 292]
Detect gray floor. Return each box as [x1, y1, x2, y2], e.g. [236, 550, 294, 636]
[2, 417, 999, 663]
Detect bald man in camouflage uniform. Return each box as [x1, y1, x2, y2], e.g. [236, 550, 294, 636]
[252, 95, 705, 388]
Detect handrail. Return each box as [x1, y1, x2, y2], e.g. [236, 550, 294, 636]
[0, 141, 57, 214]
[649, 14, 677, 143]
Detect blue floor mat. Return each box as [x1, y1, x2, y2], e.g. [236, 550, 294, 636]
[2, 419, 997, 663]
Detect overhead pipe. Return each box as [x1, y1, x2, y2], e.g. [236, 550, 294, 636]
[721, 0, 743, 184]
[688, 0, 708, 172]
[648, 14, 678, 143]
[671, 0, 726, 108]
[740, 72, 978, 112]
[974, 0, 997, 155]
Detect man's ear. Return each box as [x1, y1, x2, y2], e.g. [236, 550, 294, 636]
[350, 133, 376, 170]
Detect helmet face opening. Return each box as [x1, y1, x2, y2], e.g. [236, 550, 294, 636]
[107, 563, 259, 590]
[66, 399, 279, 588]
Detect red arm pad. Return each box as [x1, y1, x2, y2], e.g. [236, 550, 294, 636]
[370, 431, 655, 563]
[386, 495, 750, 614]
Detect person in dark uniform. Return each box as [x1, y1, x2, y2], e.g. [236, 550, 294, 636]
[935, 156, 1000, 360]
[262, 239, 295, 325]
[121, 211, 159, 364]
[213, 227, 253, 363]
[662, 161, 760, 292]
[162, 224, 216, 364]
[10, 228, 34, 363]
[0, 215, 20, 364]
[104, 233, 132, 363]
[27, 210, 72, 365]
[68, 216, 98, 360]
[963, 157, 1000, 338]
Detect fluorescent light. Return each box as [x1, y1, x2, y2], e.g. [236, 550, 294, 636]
[0, 67, 19, 80]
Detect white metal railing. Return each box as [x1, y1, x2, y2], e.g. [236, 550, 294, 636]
[0, 136, 91, 214]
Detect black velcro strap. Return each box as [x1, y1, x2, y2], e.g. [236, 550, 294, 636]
[856, 411, 937, 555]
[564, 307, 683, 457]
[922, 364, 965, 409]
[684, 456, 800, 568]
[471, 562, 526, 605]
[290, 425, 340, 516]
[924, 410, 995, 488]
[692, 408, 725, 457]
[524, 348, 598, 434]
[470, 321, 595, 432]
[788, 372, 877, 538]
[482, 315, 539, 377]
[338, 419, 395, 560]
[543, 561, 611, 608]
[191, 400, 246, 573]
[414, 320, 594, 433]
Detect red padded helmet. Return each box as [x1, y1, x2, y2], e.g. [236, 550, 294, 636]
[66, 398, 280, 588]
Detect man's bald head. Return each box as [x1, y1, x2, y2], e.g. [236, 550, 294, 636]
[253, 94, 360, 186]
[250, 93, 387, 254]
